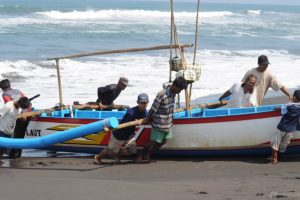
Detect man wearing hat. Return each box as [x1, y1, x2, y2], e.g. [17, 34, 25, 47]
[94, 93, 149, 164]
[241, 55, 292, 105]
[96, 77, 129, 110]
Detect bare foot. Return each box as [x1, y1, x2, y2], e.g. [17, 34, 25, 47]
[93, 155, 102, 165]
[266, 156, 272, 161]
[114, 158, 121, 164]
[270, 159, 278, 164]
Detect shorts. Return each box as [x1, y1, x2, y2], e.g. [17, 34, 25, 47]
[107, 135, 136, 154]
[150, 128, 173, 144]
[0, 131, 11, 138]
[271, 131, 293, 153]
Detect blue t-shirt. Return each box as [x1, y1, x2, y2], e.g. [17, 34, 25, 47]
[113, 106, 147, 140]
[277, 103, 300, 132]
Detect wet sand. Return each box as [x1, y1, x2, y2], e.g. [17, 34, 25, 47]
[1, 155, 300, 200]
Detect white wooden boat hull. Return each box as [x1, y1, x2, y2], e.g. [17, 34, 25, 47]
[25, 108, 300, 156]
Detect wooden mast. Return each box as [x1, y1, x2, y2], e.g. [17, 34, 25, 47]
[55, 59, 63, 107]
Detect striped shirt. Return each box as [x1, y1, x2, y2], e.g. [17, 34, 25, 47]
[149, 87, 175, 132]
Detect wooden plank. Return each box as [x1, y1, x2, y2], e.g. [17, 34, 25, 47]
[175, 100, 228, 112]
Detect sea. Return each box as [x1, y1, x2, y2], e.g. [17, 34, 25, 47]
[0, 0, 300, 109]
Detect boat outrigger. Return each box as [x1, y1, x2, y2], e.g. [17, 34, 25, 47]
[9, 0, 300, 156]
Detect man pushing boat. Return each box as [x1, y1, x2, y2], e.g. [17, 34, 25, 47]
[96, 77, 129, 111]
[136, 76, 187, 163]
[94, 93, 149, 164]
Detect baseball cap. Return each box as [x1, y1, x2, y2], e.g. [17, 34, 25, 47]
[137, 93, 149, 103]
[119, 77, 129, 86]
[258, 55, 270, 65]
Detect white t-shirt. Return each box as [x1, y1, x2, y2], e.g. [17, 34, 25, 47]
[242, 68, 283, 105]
[0, 101, 20, 136]
[227, 83, 257, 108]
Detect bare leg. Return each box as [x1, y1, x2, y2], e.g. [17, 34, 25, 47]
[94, 148, 109, 164]
[0, 149, 4, 164]
[143, 141, 163, 161]
[271, 149, 278, 164]
[144, 140, 166, 160]
[136, 141, 156, 162]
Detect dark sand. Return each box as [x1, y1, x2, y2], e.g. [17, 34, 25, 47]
[1, 155, 300, 200]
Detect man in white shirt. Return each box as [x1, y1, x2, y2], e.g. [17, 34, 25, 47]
[242, 55, 292, 105]
[0, 97, 30, 159]
[219, 74, 257, 108]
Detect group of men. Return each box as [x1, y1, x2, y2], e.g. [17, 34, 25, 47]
[94, 55, 300, 165]
[94, 76, 187, 164]
[0, 55, 299, 165]
[0, 79, 31, 161]
[219, 55, 292, 108]
[218, 55, 300, 164]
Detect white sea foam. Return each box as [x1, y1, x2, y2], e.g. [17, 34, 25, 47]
[247, 10, 261, 15]
[0, 9, 236, 27]
[37, 9, 235, 20]
[1, 49, 300, 108]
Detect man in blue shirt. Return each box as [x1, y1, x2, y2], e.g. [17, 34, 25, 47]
[94, 93, 149, 164]
[270, 90, 300, 164]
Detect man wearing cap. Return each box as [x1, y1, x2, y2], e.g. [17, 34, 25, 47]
[94, 93, 149, 164]
[241, 55, 292, 105]
[96, 77, 128, 110]
[136, 76, 187, 163]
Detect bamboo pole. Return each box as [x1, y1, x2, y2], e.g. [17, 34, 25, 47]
[73, 104, 129, 110]
[169, 0, 174, 82]
[193, 0, 201, 65]
[184, 88, 190, 116]
[17, 105, 69, 119]
[17, 110, 46, 119]
[55, 59, 63, 107]
[47, 44, 193, 61]
[116, 119, 144, 130]
[175, 100, 228, 113]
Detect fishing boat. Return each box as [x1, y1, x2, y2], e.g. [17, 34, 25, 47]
[24, 103, 300, 156]
[21, 0, 300, 156]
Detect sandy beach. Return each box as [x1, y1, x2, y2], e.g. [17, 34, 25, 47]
[1, 154, 300, 200]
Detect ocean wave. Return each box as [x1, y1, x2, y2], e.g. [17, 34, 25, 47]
[247, 10, 261, 15]
[2, 49, 300, 109]
[36, 9, 235, 20]
[0, 9, 236, 27]
[275, 35, 300, 41]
